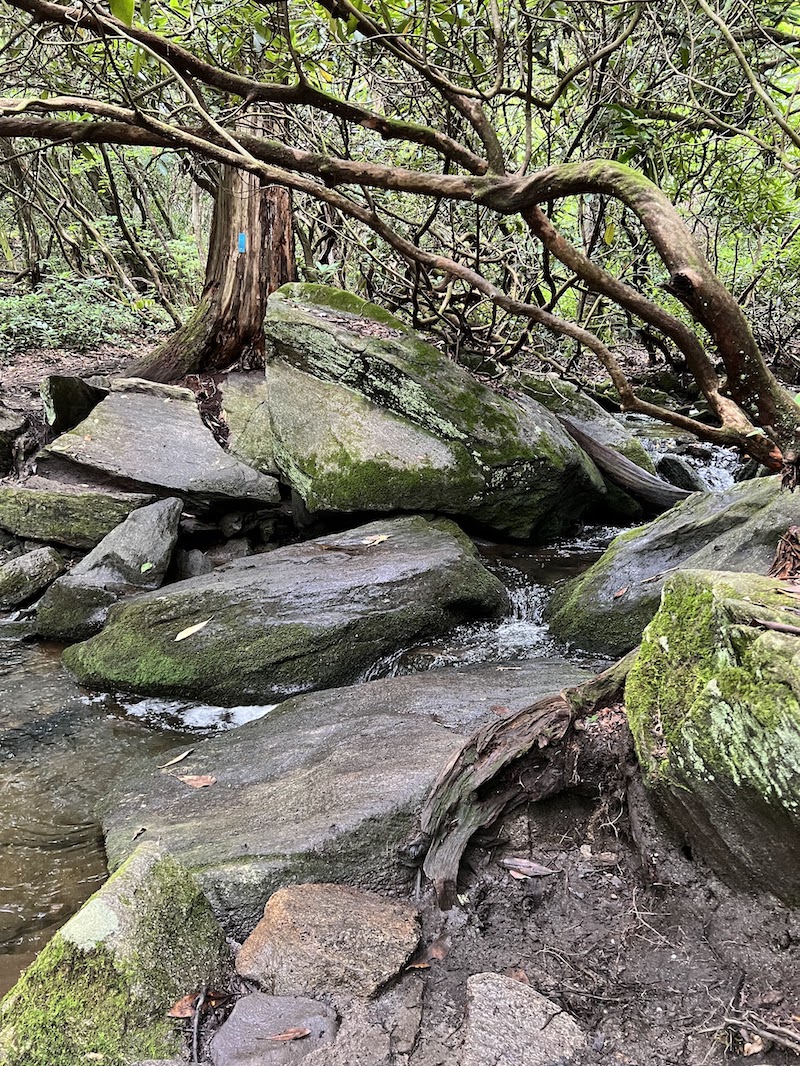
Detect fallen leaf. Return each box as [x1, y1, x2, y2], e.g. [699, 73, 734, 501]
[140, 561, 154, 574]
[158, 748, 194, 769]
[505, 967, 529, 984]
[131, 826, 147, 841]
[174, 619, 212, 642]
[85, 1054, 105, 1062]
[167, 993, 198, 1018]
[177, 774, 216, 789]
[361, 534, 391, 545]
[406, 937, 450, 969]
[613, 586, 628, 599]
[269, 1027, 311, 1042]
[501, 857, 558, 878]
[490, 704, 511, 715]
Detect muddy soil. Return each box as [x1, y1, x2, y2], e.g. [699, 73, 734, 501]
[403, 714, 800, 1066]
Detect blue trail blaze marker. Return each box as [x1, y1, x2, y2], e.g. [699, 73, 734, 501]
[238, 232, 247, 253]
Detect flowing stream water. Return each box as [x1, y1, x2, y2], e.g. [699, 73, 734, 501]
[0, 524, 620, 996]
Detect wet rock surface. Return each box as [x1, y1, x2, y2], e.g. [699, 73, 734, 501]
[548, 475, 800, 655]
[36, 496, 183, 640]
[102, 659, 590, 938]
[63, 516, 509, 705]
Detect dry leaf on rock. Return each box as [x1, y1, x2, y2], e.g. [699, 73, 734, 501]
[158, 748, 194, 769]
[270, 1027, 311, 1042]
[613, 586, 628, 599]
[174, 619, 211, 642]
[177, 774, 216, 789]
[361, 534, 391, 545]
[490, 704, 511, 715]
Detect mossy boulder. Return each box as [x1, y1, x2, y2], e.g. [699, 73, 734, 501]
[0, 477, 154, 549]
[0, 547, 65, 609]
[256, 284, 605, 538]
[63, 516, 509, 705]
[625, 570, 800, 902]
[0, 844, 231, 1066]
[548, 476, 799, 656]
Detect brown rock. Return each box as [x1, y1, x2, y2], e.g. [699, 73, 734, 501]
[236, 884, 420, 998]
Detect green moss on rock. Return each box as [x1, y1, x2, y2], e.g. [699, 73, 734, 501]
[625, 569, 800, 901]
[0, 846, 230, 1066]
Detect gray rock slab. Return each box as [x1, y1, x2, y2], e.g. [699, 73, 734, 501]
[102, 659, 584, 938]
[211, 993, 338, 1066]
[548, 475, 799, 656]
[462, 973, 585, 1066]
[0, 476, 154, 548]
[0, 545, 64, 608]
[236, 884, 419, 997]
[63, 516, 509, 705]
[38, 377, 280, 507]
[36, 497, 183, 640]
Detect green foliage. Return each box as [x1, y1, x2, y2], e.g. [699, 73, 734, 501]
[0, 278, 156, 355]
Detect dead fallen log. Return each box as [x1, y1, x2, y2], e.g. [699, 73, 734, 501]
[557, 415, 693, 512]
[420, 649, 639, 907]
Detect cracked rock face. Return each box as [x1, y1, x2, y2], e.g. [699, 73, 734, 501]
[38, 378, 280, 508]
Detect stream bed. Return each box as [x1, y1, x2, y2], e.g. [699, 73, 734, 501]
[0, 524, 619, 997]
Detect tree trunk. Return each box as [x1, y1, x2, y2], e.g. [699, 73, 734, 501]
[126, 156, 295, 383]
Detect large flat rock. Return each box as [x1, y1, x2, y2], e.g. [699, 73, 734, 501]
[63, 516, 509, 705]
[103, 659, 590, 938]
[38, 378, 280, 507]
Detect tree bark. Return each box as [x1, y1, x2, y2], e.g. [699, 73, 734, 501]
[126, 155, 295, 382]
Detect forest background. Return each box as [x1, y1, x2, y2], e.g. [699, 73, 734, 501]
[2, 0, 800, 468]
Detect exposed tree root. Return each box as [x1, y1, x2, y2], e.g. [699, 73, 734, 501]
[420, 650, 639, 907]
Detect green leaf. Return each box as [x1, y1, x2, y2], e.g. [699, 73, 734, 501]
[603, 222, 616, 246]
[140, 561, 154, 573]
[110, 0, 135, 24]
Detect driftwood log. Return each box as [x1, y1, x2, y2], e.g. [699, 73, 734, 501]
[557, 414, 693, 512]
[420, 650, 639, 907]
